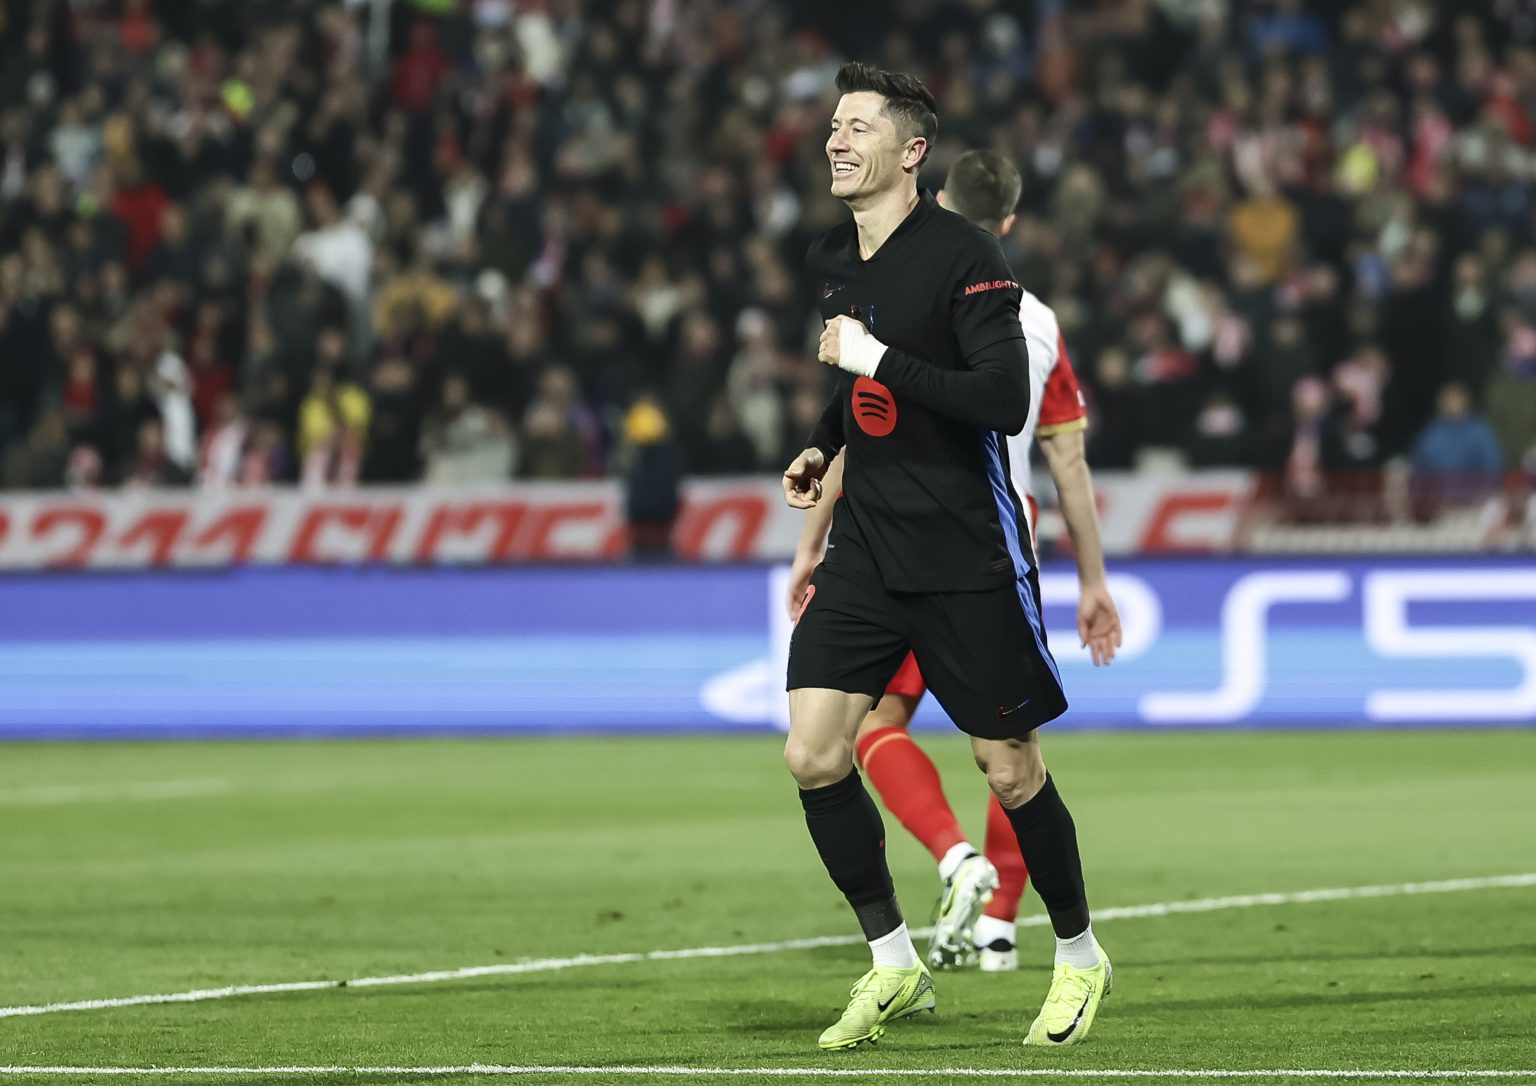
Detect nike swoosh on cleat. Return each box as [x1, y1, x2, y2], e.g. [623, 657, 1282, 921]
[876, 990, 901, 1012]
[1045, 990, 1094, 1043]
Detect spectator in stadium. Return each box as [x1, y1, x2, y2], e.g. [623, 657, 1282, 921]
[59, 345, 103, 444]
[1083, 348, 1143, 471]
[109, 156, 168, 278]
[437, 296, 512, 412]
[197, 392, 249, 490]
[1328, 343, 1398, 471]
[239, 419, 292, 487]
[186, 302, 236, 431]
[1486, 309, 1536, 471]
[98, 362, 157, 478]
[297, 364, 370, 489]
[0, 0, 1531, 512]
[225, 161, 304, 269]
[291, 184, 376, 331]
[147, 342, 199, 477]
[1410, 381, 1505, 516]
[1, 407, 69, 490]
[363, 354, 426, 484]
[1185, 390, 1253, 468]
[419, 372, 516, 484]
[618, 393, 680, 561]
[0, 254, 48, 451]
[691, 393, 761, 476]
[1442, 253, 1501, 407]
[726, 309, 788, 472]
[123, 415, 191, 489]
[373, 246, 459, 343]
[1412, 382, 1503, 477]
[48, 96, 102, 191]
[1226, 176, 1301, 288]
[141, 202, 199, 300]
[1284, 375, 1333, 504]
[520, 401, 585, 480]
[520, 366, 599, 480]
[1126, 311, 1202, 450]
[667, 311, 733, 471]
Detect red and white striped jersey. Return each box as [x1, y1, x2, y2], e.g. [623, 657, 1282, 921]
[1006, 289, 1087, 541]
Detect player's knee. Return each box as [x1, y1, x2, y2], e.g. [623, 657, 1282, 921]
[986, 759, 1046, 809]
[783, 735, 853, 789]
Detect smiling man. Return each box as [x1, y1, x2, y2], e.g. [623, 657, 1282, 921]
[780, 63, 1111, 1051]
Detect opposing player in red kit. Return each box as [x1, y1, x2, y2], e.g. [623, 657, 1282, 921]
[789, 148, 1122, 978]
[780, 63, 1113, 1051]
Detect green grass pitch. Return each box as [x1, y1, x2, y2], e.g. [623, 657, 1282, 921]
[2, 731, 1535, 1085]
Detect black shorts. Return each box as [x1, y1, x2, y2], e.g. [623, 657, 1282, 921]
[786, 555, 1068, 740]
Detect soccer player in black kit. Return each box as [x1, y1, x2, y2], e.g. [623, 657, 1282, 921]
[781, 63, 1112, 1051]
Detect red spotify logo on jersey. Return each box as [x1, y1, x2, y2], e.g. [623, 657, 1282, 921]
[852, 376, 897, 437]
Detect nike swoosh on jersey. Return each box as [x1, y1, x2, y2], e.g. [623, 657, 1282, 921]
[1046, 990, 1094, 1043]
[996, 699, 1030, 718]
[822, 282, 845, 298]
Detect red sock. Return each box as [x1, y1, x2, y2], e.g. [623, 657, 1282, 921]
[983, 793, 1029, 922]
[854, 726, 967, 863]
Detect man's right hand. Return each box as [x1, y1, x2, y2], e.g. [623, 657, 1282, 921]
[782, 447, 828, 509]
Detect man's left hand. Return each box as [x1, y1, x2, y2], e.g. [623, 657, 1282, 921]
[1077, 582, 1123, 667]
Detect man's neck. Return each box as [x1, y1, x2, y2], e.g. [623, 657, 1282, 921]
[849, 184, 921, 260]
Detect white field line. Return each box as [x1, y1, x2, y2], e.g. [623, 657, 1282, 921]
[1, 873, 1532, 1022]
[2, 1066, 1536, 1079]
[0, 779, 228, 806]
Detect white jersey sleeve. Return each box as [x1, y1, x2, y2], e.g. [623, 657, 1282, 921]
[1005, 290, 1063, 508]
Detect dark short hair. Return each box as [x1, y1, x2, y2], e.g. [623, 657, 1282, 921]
[942, 149, 1022, 231]
[834, 61, 938, 167]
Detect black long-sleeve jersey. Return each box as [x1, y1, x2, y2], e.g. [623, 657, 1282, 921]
[807, 191, 1034, 593]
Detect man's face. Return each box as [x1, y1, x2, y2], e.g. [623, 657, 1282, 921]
[826, 91, 919, 203]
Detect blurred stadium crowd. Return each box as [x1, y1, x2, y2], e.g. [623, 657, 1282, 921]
[1, 0, 1534, 493]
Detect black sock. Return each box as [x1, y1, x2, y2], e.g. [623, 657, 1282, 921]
[799, 769, 905, 942]
[1002, 773, 1090, 939]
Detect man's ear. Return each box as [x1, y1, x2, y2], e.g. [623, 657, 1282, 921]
[1001, 211, 1017, 236]
[904, 137, 927, 172]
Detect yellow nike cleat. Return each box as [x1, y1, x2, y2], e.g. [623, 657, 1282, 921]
[817, 963, 937, 1050]
[1024, 953, 1112, 1046]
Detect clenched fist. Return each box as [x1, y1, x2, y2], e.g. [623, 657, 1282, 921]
[818, 315, 886, 377]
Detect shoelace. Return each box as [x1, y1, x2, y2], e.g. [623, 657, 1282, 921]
[1049, 966, 1094, 1014]
[848, 970, 881, 1000]
[848, 966, 912, 1003]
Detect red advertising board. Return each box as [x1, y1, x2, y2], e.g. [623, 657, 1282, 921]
[0, 474, 1254, 570]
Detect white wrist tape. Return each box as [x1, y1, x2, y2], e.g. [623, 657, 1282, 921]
[838, 319, 888, 378]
